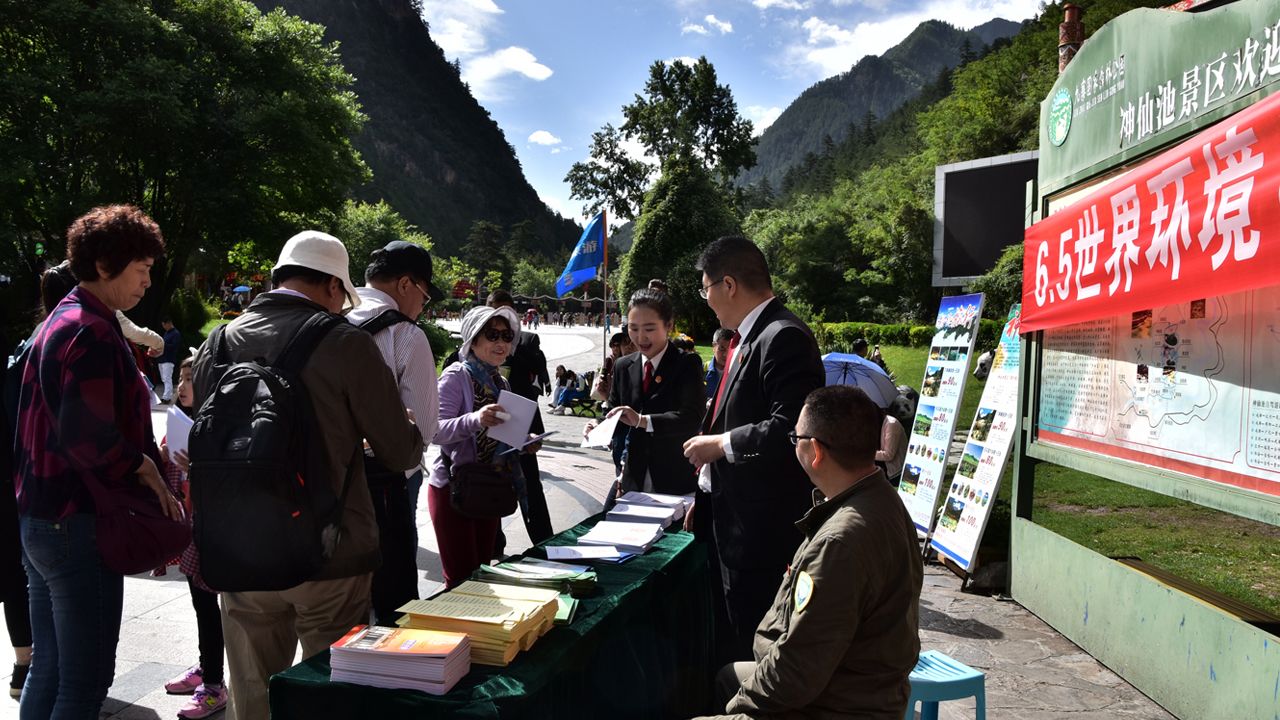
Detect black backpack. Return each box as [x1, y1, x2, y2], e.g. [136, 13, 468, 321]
[358, 309, 415, 488]
[188, 312, 352, 592]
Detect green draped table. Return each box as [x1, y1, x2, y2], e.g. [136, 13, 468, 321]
[269, 516, 713, 719]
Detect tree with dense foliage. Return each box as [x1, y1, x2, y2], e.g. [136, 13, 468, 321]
[618, 158, 741, 338]
[329, 200, 432, 285]
[566, 57, 756, 220]
[461, 220, 510, 291]
[511, 258, 557, 299]
[0, 0, 369, 329]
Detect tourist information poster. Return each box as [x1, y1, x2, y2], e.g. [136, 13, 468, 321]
[897, 292, 985, 533]
[1037, 287, 1280, 498]
[930, 305, 1021, 570]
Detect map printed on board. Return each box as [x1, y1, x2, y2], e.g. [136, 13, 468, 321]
[1037, 286, 1280, 497]
[898, 293, 985, 533]
[931, 305, 1021, 571]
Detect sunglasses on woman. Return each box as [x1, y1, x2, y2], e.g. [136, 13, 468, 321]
[483, 328, 516, 343]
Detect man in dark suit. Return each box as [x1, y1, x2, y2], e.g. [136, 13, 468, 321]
[487, 291, 554, 545]
[683, 236, 824, 661]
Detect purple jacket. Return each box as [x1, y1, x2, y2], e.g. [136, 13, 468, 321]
[429, 361, 512, 489]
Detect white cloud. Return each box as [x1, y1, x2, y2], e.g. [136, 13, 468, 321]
[463, 47, 553, 101]
[550, 147, 564, 155]
[420, 0, 503, 57]
[667, 56, 700, 67]
[705, 14, 734, 33]
[786, 0, 1040, 79]
[682, 21, 709, 35]
[753, 0, 809, 10]
[528, 130, 562, 146]
[744, 105, 783, 135]
[420, 0, 553, 102]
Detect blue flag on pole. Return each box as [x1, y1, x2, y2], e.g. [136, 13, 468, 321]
[555, 212, 606, 297]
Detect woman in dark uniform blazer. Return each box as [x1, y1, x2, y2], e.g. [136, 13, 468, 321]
[600, 287, 705, 496]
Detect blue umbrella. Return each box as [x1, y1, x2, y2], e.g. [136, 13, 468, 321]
[232, 285, 251, 293]
[821, 352, 898, 408]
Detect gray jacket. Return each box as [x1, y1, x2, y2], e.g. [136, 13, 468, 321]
[192, 292, 424, 580]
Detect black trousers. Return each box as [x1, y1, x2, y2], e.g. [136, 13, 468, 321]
[369, 472, 420, 626]
[519, 451, 553, 544]
[1, 480, 31, 648]
[719, 561, 785, 663]
[188, 576, 224, 685]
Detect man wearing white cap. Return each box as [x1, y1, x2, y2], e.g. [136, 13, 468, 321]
[192, 230, 424, 720]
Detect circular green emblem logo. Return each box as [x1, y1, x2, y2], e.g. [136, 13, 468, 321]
[1048, 88, 1072, 147]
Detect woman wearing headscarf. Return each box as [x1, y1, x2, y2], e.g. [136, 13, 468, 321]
[429, 305, 539, 588]
[14, 205, 183, 719]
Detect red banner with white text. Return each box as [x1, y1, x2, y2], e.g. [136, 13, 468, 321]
[1022, 90, 1280, 332]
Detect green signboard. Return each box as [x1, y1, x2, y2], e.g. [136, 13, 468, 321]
[1038, 0, 1280, 195]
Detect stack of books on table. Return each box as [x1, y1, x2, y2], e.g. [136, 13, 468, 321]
[475, 557, 598, 597]
[617, 491, 694, 521]
[329, 625, 470, 695]
[578, 520, 664, 554]
[396, 581, 559, 666]
[606, 502, 679, 528]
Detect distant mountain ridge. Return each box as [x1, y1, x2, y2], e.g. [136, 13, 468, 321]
[739, 17, 1023, 190]
[251, 0, 579, 257]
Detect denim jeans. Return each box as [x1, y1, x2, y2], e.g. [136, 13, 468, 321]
[19, 513, 123, 720]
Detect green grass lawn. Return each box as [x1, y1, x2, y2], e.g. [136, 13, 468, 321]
[1031, 462, 1280, 617]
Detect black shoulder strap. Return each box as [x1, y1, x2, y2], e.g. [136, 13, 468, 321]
[358, 309, 414, 337]
[276, 312, 344, 374]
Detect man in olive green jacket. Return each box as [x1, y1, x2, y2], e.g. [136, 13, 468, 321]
[696, 385, 923, 720]
[192, 231, 424, 720]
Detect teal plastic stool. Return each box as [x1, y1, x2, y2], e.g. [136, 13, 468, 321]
[904, 650, 986, 720]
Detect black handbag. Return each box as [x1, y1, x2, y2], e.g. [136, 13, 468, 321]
[447, 459, 517, 519]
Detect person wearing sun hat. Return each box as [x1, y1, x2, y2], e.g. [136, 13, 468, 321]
[429, 304, 541, 588]
[191, 230, 424, 720]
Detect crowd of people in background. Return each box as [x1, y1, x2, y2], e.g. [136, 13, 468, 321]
[2, 205, 923, 720]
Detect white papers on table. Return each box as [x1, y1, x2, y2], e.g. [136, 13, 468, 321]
[578, 520, 664, 554]
[487, 390, 537, 448]
[546, 545, 622, 560]
[581, 411, 622, 448]
[606, 503, 677, 528]
[617, 491, 694, 520]
[165, 405, 194, 457]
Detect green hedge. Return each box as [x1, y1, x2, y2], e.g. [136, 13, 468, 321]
[419, 319, 458, 363]
[816, 319, 1001, 353]
[167, 289, 215, 334]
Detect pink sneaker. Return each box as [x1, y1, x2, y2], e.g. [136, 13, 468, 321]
[177, 683, 227, 719]
[164, 665, 203, 694]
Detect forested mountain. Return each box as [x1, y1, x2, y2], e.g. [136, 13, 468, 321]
[738, 17, 1021, 190]
[251, 0, 579, 256]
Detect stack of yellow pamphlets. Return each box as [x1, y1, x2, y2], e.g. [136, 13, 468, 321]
[396, 581, 559, 666]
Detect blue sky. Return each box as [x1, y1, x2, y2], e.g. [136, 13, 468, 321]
[418, 0, 1042, 227]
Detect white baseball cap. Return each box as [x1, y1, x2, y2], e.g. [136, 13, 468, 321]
[272, 230, 361, 308]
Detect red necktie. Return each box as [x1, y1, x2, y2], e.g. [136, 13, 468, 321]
[643, 360, 654, 394]
[711, 331, 741, 421]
